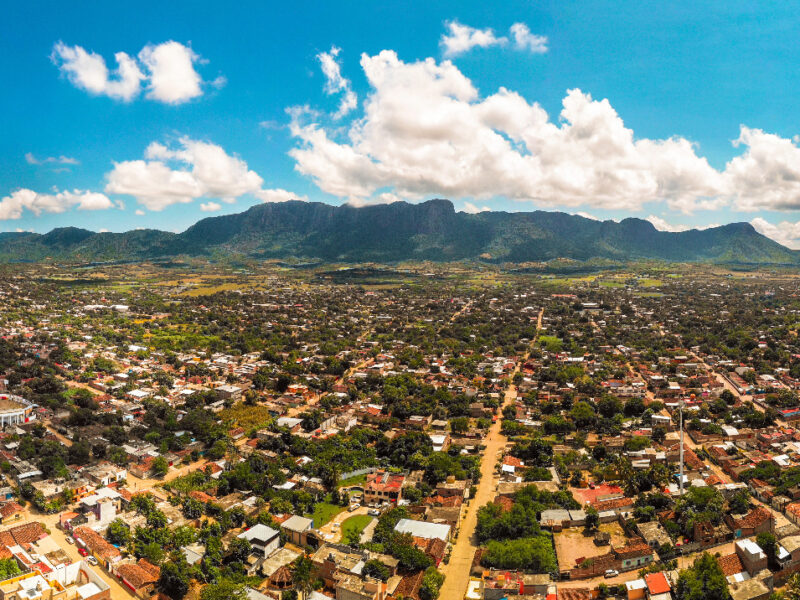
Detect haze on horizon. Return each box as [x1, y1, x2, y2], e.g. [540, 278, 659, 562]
[5, 1, 800, 248]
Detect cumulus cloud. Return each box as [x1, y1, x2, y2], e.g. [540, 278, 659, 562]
[646, 215, 720, 232]
[253, 188, 307, 203]
[106, 137, 263, 210]
[25, 152, 79, 166]
[645, 215, 690, 232]
[317, 46, 357, 118]
[138, 41, 203, 104]
[462, 202, 490, 214]
[106, 137, 305, 210]
[725, 127, 800, 212]
[750, 217, 800, 249]
[289, 50, 800, 215]
[51, 41, 144, 101]
[289, 51, 729, 212]
[440, 21, 507, 57]
[509, 23, 548, 53]
[52, 41, 211, 104]
[200, 201, 222, 212]
[0, 189, 114, 220]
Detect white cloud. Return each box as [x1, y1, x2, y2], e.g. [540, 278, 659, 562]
[725, 127, 800, 212]
[509, 23, 548, 53]
[645, 215, 720, 232]
[440, 21, 507, 57]
[289, 51, 729, 213]
[135, 209, 145, 216]
[106, 137, 305, 210]
[52, 41, 210, 104]
[253, 188, 307, 203]
[106, 137, 263, 210]
[750, 217, 800, 249]
[576, 212, 599, 220]
[290, 50, 800, 216]
[51, 41, 144, 101]
[25, 152, 79, 165]
[317, 46, 357, 118]
[138, 41, 203, 104]
[0, 189, 114, 220]
[200, 201, 222, 212]
[462, 202, 490, 214]
[645, 215, 690, 232]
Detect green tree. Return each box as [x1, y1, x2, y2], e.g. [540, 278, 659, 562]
[676, 553, 731, 600]
[420, 566, 445, 600]
[152, 456, 169, 478]
[106, 518, 131, 546]
[292, 556, 314, 600]
[200, 580, 247, 600]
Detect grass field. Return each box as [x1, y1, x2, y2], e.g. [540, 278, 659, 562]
[306, 499, 344, 528]
[639, 278, 663, 287]
[338, 473, 367, 488]
[341, 514, 373, 542]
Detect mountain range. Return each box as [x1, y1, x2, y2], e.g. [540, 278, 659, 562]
[0, 199, 796, 265]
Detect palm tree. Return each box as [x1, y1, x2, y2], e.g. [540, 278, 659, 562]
[292, 555, 314, 600]
[785, 573, 800, 600]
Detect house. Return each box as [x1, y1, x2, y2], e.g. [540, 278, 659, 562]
[612, 541, 654, 571]
[725, 507, 774, 538]
[435, 478, 470, 500]
[336, 574, 388, 600]
[73, 526, 122, 569]
[116, 559, 161, 599]
[636, 521, 671, 549]
[281, 515, 314, 546]
[735, 539, 767, 575]
[238, 524, 281, 557]
[364, 471, 404, 505]
[0, 502, 24, 525]
[393, 519, 450, 542]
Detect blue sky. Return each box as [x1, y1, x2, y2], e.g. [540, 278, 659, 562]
[4, 1, 800, 246]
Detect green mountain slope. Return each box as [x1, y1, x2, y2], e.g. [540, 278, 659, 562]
[0, 199, 795, 265]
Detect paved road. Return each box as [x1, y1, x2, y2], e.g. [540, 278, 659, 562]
[438, 308, 543, 600]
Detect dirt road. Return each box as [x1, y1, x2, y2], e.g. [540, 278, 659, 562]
[438, 308, 543, 600]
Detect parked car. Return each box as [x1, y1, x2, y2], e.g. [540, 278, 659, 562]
[87, 556, 98, 566]
[78, 548, 88, 557]
[348, 503, 360, 512]
[604, 569, 619, 578]
[66, 537, 74, 545]
[368, 508, 380, 516]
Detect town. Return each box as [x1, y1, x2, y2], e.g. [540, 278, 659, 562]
[0, 261, 794, 600]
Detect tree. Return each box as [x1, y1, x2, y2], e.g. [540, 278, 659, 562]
[107, 518, 131, 546]
[227, 538, 251, 563]
[570, 401, 596, 428]
[757, 532, 777, 568]
[292, 556, 314, 600]
[420, 566, 445, 600]
[152, 456, 169, 478]
[785, 573, 800, 600]
[676, 553, 731, 600]
[362, 559, 390, 581]
[585, 507, 599, 531]
[200, 580, 247, 600]
[183, 498, 203, 519]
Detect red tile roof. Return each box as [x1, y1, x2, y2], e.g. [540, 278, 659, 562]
[645, 573, 671, 595]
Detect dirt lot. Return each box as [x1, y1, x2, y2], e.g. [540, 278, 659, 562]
[554, 522, 629, 570]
